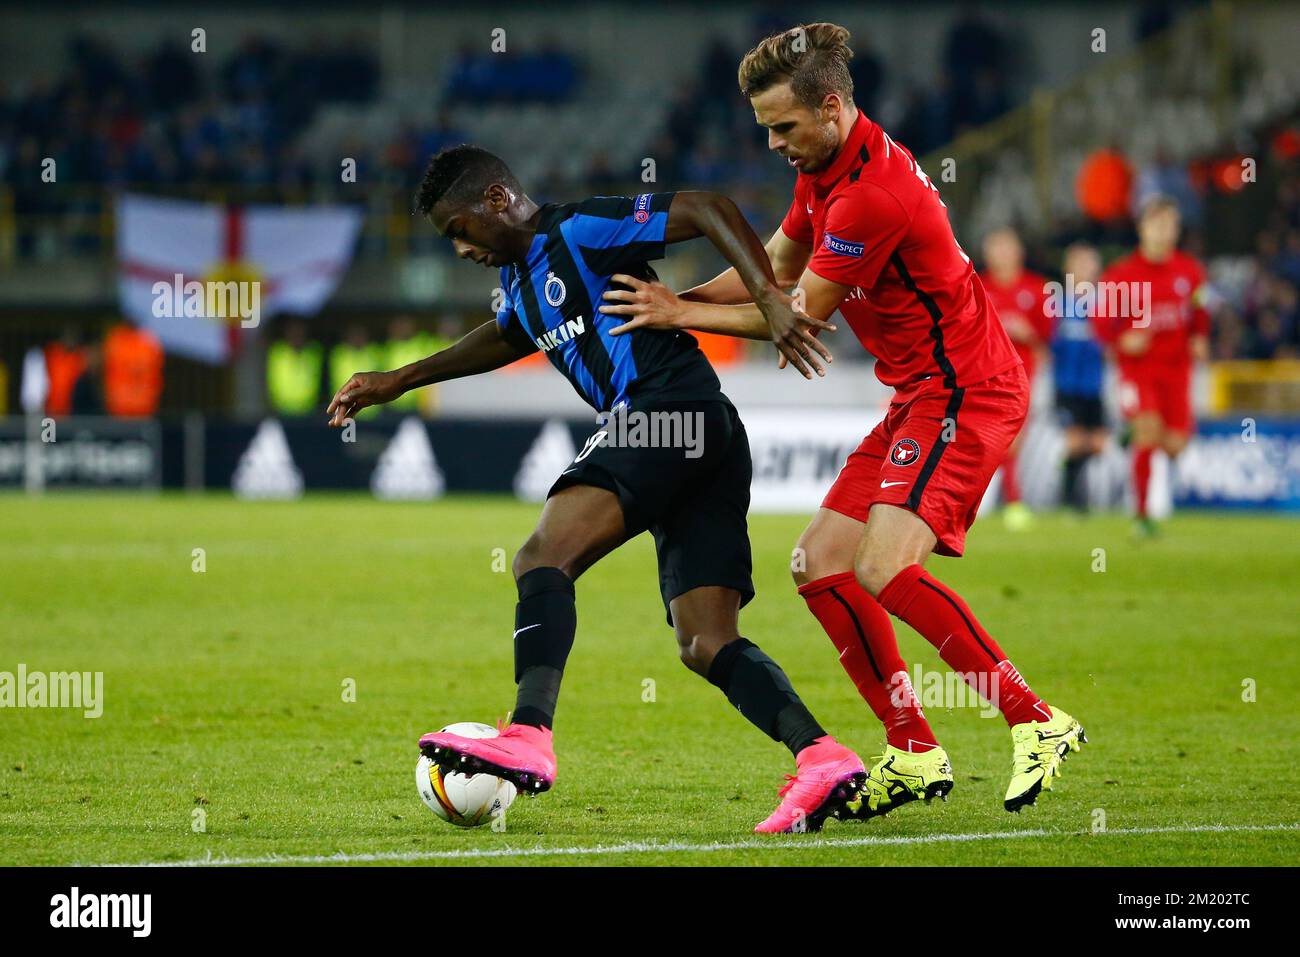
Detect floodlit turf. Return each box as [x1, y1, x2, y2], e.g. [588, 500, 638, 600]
[1, 493, 1297, 866]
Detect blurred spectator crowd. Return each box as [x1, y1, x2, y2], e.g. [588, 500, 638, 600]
[0, 12, 1021, 241]
[445, 41, 580, 105]
[0, 33, 380, 205]
[2, 3, 1298, 373]
[0, 31, 588, 215]
[1211, 148, 1300, 360]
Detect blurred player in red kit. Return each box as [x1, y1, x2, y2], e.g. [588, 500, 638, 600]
[600, 23, 1086, 816]
[1093, 195, 1210, 536]
[979, 227, 1053, 529]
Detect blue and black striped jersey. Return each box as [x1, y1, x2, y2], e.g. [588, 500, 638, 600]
[495, 192, 722, 412]
[1052, 294, 1105, 399]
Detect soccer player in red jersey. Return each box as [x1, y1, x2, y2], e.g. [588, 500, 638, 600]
[979, 227, 1054, 529]
[600, 23, 1086, 815]
[1093, 195, 1210, 536]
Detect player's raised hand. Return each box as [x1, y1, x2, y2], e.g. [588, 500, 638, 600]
[759, 290, 836, 379]
[326, 371, 402, 426]
[600, 274, 684, 334]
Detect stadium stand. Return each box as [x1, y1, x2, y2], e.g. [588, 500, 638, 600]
[0, 0, 1298, 428]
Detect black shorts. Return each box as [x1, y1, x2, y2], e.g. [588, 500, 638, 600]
[549, 398, 754, 626]
[1055, 393, 1105, 430]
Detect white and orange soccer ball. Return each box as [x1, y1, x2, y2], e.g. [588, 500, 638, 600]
[414, 722, 517, 827]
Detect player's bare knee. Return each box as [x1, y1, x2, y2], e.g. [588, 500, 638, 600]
[511, 540, 537, 581]
[677, 638, 706, 675]
[790, 541, 814, 587]
[854, 545, 908, 597]
[790, 532, 836, 586]
[675, 632, 724, 676]
[512, 538, 573, 581]
[676, 631, 707, 676]
[854, 560, 896, 597]
[1132, 415, 1162, 447]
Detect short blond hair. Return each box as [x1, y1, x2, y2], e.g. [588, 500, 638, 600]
[1138, 193, 1180, 221]
[738, 23, 855, 109]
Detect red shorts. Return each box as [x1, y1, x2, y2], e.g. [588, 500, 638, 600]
[1118, 363, 1193, 434]
[821, 365, 1029, 557]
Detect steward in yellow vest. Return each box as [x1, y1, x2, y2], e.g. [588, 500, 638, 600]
[329, 325, 383, 419]
[267, 320, 323, 416]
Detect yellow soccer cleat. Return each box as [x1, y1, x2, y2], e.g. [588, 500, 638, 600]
[1003, 501, 1034, 532]
[1004, 707, 1087, 812]
[837, 745, 954, 821]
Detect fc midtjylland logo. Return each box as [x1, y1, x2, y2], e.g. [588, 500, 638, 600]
[890, 438, 922, 466]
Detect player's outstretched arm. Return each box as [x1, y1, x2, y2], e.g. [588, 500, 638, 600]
[679, 226, 812, 305]
[326, 319, 530, 426]
[600, 191, 837, 377]
[773, 268, 852, 373]
[658, 191, 786, 304]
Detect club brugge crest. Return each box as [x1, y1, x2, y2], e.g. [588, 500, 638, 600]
[544, 272, 567, 307]
[890, 438, 922, 466]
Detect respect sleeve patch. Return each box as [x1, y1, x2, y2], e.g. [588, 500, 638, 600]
[822, 233, 865, 258]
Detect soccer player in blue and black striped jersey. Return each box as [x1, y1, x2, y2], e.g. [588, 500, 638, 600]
[1051, 242, 1110, 511]
[326, 145, 866, 832]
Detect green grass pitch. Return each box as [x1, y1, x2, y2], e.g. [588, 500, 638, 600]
[1, 493, 1297, 866]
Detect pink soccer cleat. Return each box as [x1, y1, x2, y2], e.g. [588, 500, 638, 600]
[419, 722, 557, 794]
[754, 736, 866, 833]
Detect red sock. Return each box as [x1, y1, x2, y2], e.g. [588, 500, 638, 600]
[1133, 445, 1154, 518]
[876, 565, 1051, 728]
[799, 572, 938, 752]
[1002, 455, 1021, 504]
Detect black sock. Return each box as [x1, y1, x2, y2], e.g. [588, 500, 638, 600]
[1063, 453, 1090, 511]
[707, 638, 827, 758]
[511, 567, 576, 729]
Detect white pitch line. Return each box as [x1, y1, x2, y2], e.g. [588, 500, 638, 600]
[101, 822, 1300, 868]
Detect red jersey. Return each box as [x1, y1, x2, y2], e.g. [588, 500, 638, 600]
[781, 113, 1020, 394]
[1093, 250, 1209, 372]
[44, 343, 86, 417]
[979, 269, 1053, 380]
